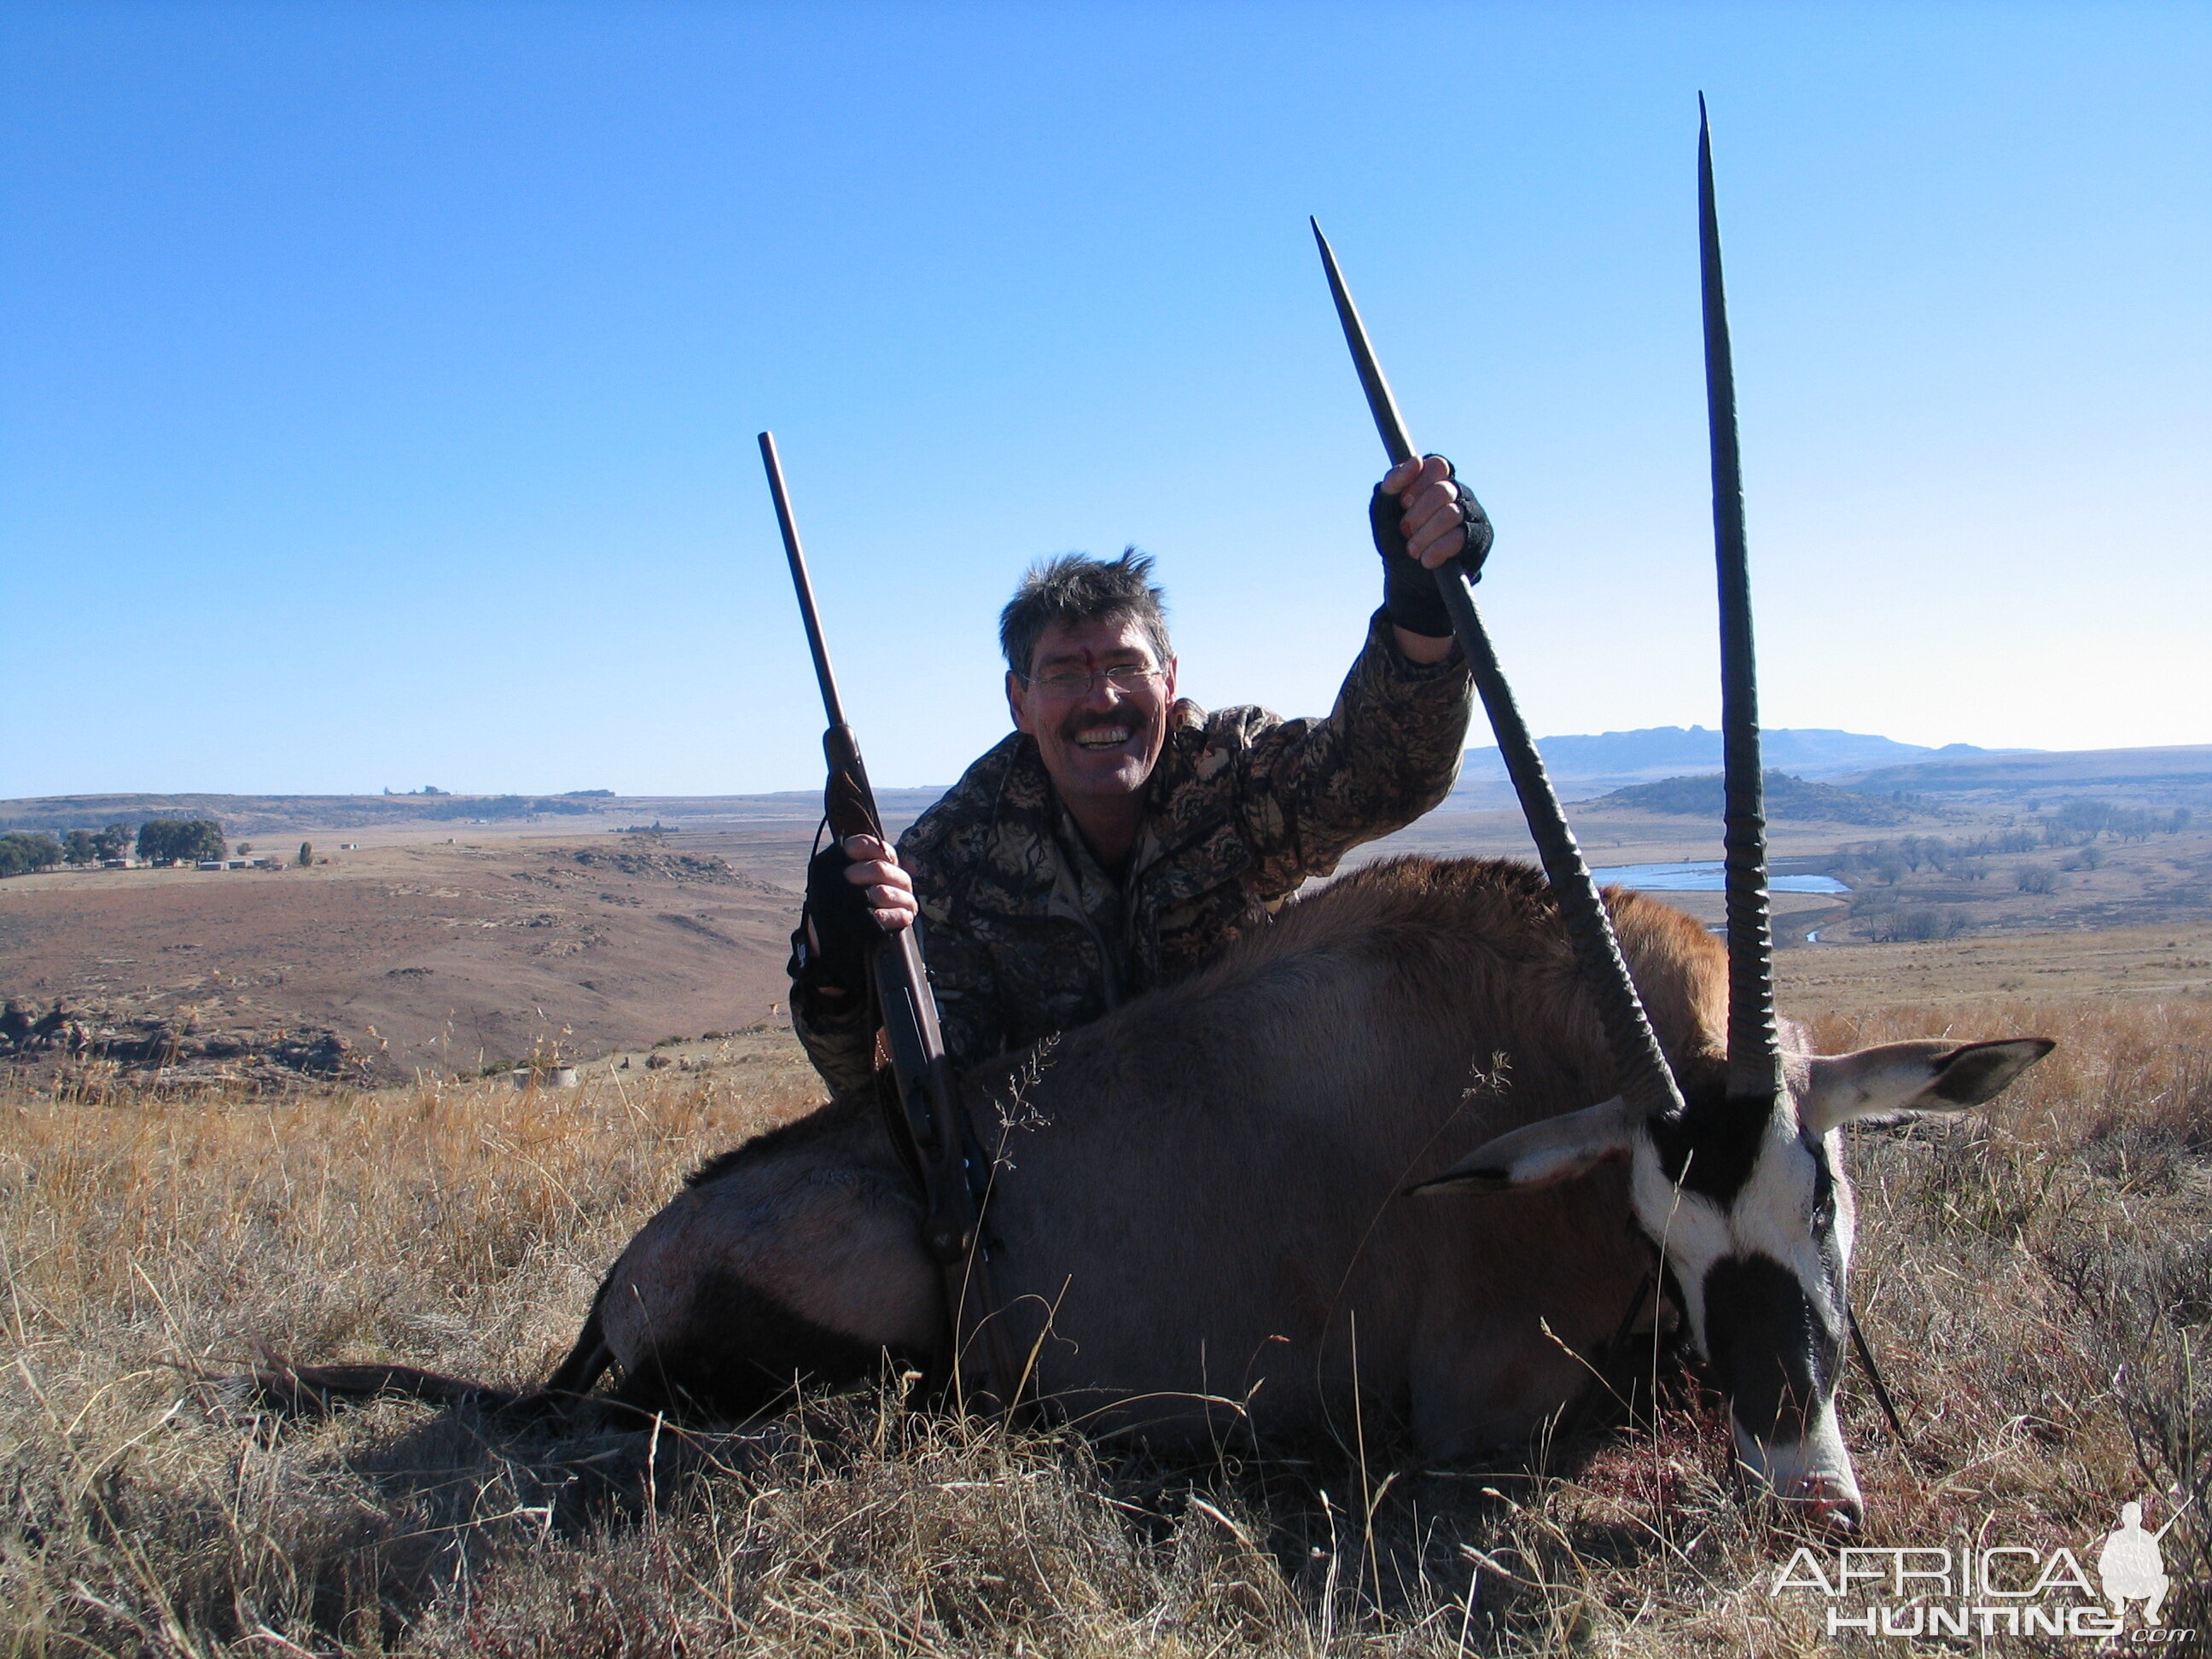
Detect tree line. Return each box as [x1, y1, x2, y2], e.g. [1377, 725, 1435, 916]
[0, 818, 235, 876]
[1824, 803, 2196, 885]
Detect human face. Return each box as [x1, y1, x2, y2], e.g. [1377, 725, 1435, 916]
[1006, 616, 1177, 808]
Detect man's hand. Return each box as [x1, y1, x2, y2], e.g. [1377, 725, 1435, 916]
[1382, 454, 1483, 570]
[1371, 454, 1494, 651]
[839, 835, 917, 933]
[789, 835, 917, 1012]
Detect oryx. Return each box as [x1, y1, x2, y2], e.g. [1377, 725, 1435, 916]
[253, 848, 2048, 1534]
[572, 869, 2050, 1528]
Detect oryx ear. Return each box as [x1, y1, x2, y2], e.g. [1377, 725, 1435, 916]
[1410, 1097, 1635, 1197]
[1801, 1038, 2054, 1136]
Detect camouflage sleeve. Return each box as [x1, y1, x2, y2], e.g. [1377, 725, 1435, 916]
[1231, 608, 1474, 894]
[789, 920, 1005, 1091]
[895, 793, 1010, 1076]
[791, 984, 878, 1097]
[794, 743, 1019, 1091]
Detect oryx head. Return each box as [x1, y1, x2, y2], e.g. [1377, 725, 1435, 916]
[1417, 101, 2054, 1529]
[1417, 1033, 2051, 1530]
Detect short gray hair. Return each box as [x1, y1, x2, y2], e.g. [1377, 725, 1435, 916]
[998, 548, 1173, 678]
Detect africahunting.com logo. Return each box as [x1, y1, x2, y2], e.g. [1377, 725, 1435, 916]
[1767, 1499, 2197, 1643]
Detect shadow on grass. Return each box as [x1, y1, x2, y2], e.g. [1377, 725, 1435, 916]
[185, 1342, 1732, 1655]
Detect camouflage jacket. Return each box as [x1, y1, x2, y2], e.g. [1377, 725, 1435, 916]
[795, 610, 1473, 1091]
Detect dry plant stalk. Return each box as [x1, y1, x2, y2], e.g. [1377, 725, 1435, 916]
[0, 992, 2204, 1655]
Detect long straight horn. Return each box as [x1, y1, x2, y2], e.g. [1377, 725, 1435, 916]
[1312, 216, 1685, 1124]
[1698, 96, 1784, 1103]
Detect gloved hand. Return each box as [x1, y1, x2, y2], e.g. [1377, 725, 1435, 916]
[787, 841, 879, 1007]
[1371, 453, 1493, 638]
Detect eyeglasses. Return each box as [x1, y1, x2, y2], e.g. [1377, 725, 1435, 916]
[1020, 663, 1164, 698]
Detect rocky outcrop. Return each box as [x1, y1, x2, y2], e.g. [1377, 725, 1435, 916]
[571, 848, 783, 893]
[1, 997, 370, 1088]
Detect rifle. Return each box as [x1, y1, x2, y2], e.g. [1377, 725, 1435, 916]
[757, 430, 1007, 1405]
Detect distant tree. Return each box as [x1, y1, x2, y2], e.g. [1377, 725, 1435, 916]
[2017, 866, 2058, 895]
[2052, 800, 2115, 840]
[63, 830, 98, 866]
[236, 842, 253, 856]
[297, 841, 313, 868]
[0, 833, 64, 876]
[91, 823, 131, 861]
[137, 818, 225, 865]
[1870, 905, 1968, 943]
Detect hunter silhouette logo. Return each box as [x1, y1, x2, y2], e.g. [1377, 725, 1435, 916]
[2098, 1501, 2174, 1628]
[1767, 1494, 2197, 1641]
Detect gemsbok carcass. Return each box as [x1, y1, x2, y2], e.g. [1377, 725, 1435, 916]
[247, 110, 2053, 1532]
[257, 853, 2049, 1535]
[527, 858, 2046, 1534]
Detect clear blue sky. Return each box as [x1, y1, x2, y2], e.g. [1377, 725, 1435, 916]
[4, 2, 2206, 797]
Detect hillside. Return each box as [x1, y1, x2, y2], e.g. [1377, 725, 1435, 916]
[15, 740, 2209, 841]
[0, 835, 801, 1084]
[1580, 770, 1919, 825]
[0, 788, 951, 839]
[1835, 743, 2212, 804]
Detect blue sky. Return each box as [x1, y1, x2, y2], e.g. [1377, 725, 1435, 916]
[4, 2, 2206, 797]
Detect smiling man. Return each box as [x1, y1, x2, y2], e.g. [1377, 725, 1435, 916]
[789, 454, 1487, 1091]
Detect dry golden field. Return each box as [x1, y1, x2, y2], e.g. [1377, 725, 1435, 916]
[1, 982, 2206, 1656]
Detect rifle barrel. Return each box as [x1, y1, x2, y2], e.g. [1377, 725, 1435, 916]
[753, 426, 1009, 1406]
[759, 431, 850, 732]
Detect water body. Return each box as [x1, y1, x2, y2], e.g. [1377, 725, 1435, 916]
[1591, 860, 1849, 895]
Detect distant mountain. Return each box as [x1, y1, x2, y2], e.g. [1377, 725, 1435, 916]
[0, 788, 952, 837]
[1457, 726, 2029, 790]
[1585, 771, 1917, 826]
[1834, 745, 2212, 800]
[0, 792, 607, 835]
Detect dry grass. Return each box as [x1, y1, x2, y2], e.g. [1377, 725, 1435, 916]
[1, 995, 2205, 1656]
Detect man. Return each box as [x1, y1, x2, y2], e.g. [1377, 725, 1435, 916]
[791, 454, 1487, 1092]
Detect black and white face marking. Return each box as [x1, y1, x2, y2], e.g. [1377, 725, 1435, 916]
[1702, 1254, 1839, 1442]
[1417, 1036, 2054, 1533]
[1627, 1083, 1866, 1527]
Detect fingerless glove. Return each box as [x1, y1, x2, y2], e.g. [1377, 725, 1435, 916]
[787, 841, 879, 1008]
[1371, 456, 1494, 637]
